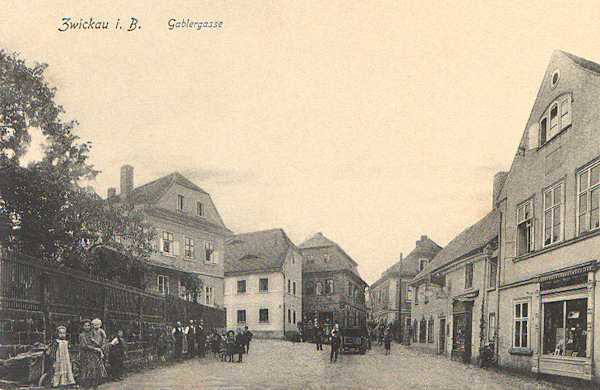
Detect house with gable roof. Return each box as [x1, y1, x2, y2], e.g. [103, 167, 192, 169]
[408, 208, 499, 363]
[224, 228, 302, 338]
[299, 232, 368, 333]
[109, 165, 232, 309]
[495, 51, 600, 382]
[369, 235, 441, 341]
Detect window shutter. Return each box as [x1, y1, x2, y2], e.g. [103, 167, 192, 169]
[527, 123, 539, 150]
[159, 238, 164, 252]
[561, 96, 572, 130]
[173, 241, 180, 256]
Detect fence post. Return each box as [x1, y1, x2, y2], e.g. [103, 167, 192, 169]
[41, 272, 50, 342]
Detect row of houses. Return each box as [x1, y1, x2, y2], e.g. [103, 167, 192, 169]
[369, 50, 600, 383]
[106, 166, 368, 338]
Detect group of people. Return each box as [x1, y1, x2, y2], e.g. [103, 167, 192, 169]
[170, 319, 208, 360]
[218, 327, 253, 363]
[311, 322, 342, 363]
[46, 318, 125, 389]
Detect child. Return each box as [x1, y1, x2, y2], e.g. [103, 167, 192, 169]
[108, 330, 126, 380]
[47, 325, 75, 387]
[210, 331, 222, 358]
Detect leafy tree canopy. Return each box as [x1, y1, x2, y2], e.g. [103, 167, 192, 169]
[0, 50, 154, 288]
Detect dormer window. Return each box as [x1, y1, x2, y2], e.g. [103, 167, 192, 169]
[419, 259, 428, 271]
[538, 94, 572, 147]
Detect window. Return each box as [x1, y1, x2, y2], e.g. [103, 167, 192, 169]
[307, 255, 314, 264]
[184, 237, 195, 259]
[197, 202, 204, 216]
[205, 242, 216, 263]
[205, 286, 214, 306]
[177, 194, 184, 211]
[514, 301, 529, 348]
[348, 283, 353, 297]
[488, 259, 498, 288]
[259, 278, 269, 292]
[293, 311, 296, 324]
[419, 318, 426, 343]
[325, 279, 334, 294]
[305, 282, 314, 295]
[420, 259, 428, 271]
[237, 280, 246, 294]
[157, 275, 169, 295]
[162, 231, 174, 254]
[288, 309, 291, 323]
[323, 253, 330, 262]
[427, 319, 434, 343]
[578, 161, 600, 234]
[288, 279, 291, 293]
[543, 182, 563, 246]
[259, 308, 269, 323]
[543, 298, 587, 357]
[538, 94, 572, 146]
[293, 281, 296, 295]
[488, 312, 496, 342]
[407, 286, 413, 302]
[517, 200, 534, 256]
[414, 285, 418, 304]
[465, 263, 473, 289]
[178, 280, 193, 301]
[315, 282, 323, 296]
[237, 310, 246, 324]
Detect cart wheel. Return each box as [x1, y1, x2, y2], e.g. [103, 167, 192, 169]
[39, 372, 51, 387]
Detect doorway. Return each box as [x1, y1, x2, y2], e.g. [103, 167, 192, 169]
[452, 301, 473, 363]
[439, 318, 446, 354]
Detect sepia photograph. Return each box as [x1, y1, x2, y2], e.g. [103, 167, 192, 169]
[1, 1, 600, 389]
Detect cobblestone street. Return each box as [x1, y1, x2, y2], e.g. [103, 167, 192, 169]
[100, 340, 588, 389]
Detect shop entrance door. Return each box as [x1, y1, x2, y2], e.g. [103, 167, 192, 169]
[452, 301, 473, 363]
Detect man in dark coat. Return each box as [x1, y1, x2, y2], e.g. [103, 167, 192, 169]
[108, 330, 126, 380]
[243, 326, 253, 353]
[314, 323, 324, 351]
[235, 328, 245, 363]
[196, 320, 206, 358]
[186, 320, 196, 358]
[330, 330, 341, 363]
[172, 321, 184, 360]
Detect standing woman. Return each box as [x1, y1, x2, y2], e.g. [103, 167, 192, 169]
[79, 319, 107, 389]
[384, 327, 392, 355]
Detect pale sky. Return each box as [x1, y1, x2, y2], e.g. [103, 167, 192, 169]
[3, 1, 600, 284]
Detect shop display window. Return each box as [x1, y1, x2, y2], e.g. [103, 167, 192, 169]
[543, 298, 587, 357]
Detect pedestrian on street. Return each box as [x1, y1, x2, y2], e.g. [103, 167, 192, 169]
[223, 330, 236, 362]
[330, 330, 341, 363]
[108, 330, 126, 381]
[196, 320, 206, 358]
[172, 321, 184, 360]
[243, 325, 253, 353]
[384, 327, 392, 355]
[314, 323, 324, 351]
[235, 328, 245, 363]
[78, 319, 107, 389]
[155, 326, 170, 362]
[210, 330, 222, 358]
[186, 320, 196, 358]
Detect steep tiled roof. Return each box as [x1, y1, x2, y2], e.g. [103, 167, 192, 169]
[224, 228, 297, 275]
[299, 232, 359, 268]
[127, 172, 207, 205]
[413, 209, 499, 281]
[561, 50, 600, 75]
[383, 237, 442, 277]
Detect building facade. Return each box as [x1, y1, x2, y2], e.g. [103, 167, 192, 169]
[369, 235, 441, 341]
[495, 51, 600, 382]
[111, 165, 232, 308]
[299, 233, 367, 333]
[224, 229, 302, 339]
[408, 210, 499, 364]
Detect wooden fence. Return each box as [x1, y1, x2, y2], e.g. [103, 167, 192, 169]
[0, 247, 225, 363]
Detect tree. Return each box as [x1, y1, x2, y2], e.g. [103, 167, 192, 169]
[0, 50, 154, 288]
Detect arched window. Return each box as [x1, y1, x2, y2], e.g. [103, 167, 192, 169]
[537, 94, 572, 147]
[315, 282, 323, 296]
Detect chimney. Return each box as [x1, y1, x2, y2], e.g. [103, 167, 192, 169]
[120, 165, 134, 199]
[399, 252, 403, 261]
[107, 187, 116, 198]
[493, 171, 509, 209]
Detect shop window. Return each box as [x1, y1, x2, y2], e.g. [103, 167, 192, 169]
[543, 182, 563, 246]
[514, 301, 529, 349]
[517, 200, 534, 256]
[578, 160, 600, 234]
[543, 298, 587, 357]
